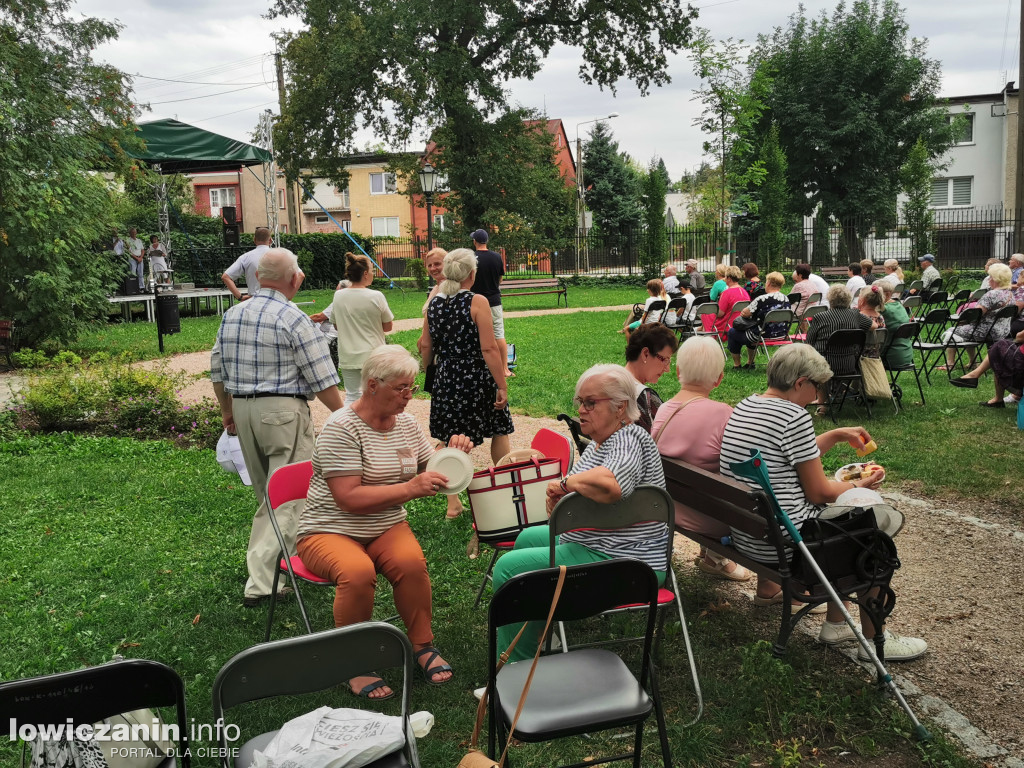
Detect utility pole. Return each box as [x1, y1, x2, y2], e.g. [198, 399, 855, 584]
[275, 52, 300, 235]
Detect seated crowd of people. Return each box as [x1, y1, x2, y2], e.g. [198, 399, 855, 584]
[213, 248, 1024, 716]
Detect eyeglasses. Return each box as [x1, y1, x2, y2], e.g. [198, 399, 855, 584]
[574, 396, 613, 412]
[387, 383, 419, 396]
[801, 376, 824, 390]
[652, 351, 671, 365]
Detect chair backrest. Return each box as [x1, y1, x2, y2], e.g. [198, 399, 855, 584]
[212, 623, 416, 763]
[969, 288, 988, 301]
[823, 328, 867, 363]
[806, 291, 823, 306]
[641, 299, 667, 324]
[692, 293, 711, 306]
[556, 413, 591, 456]
[530, 427, 574, 475]
[762, 308, 794, 326]
[803, 304, 827, 321]
[695, 302, 719, 317]
[924, 290, 948, 306]
[901, 295, 923, 313]
[950, 289, 971, 303]
[489, 559, 658, 640]
[0, 659, 191, 767]
[788, 292, 802, 308]
[955, 306, 983, 329]
[907, 279, 924, 292]
[930, 278, 944, 292]
[731, 300, 750, 316]
[892, 283, 905, 294]
[267, 460, 314, 508]
[987, 304, 1019, 338]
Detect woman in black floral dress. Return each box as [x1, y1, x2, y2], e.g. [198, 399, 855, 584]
[421, 248, 513, 485]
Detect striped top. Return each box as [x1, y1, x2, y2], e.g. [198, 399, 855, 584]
[560, 424, 670, 572]
[720, 395, 822, 563]
[298, 408, 435, 540]
[805, 307, 873, 376]
[210, 288, 340, 396]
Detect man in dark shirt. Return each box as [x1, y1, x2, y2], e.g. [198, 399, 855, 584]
[470, 229, 512, 377]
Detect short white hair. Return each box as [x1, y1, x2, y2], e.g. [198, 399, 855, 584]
[257, 247, 298, 283]
[575, 364, 640, 423]
[361, 345, 419, 388]
[677, 336, 724, 390]
[989, 262, 1012, 288]
[766, 344, 833, 391]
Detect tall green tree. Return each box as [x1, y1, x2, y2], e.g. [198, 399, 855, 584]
[641, 158, 669, 278]
[582, 121, 643, 234]
[900, 136, 937, 261]
[756, 124, 791, 271]
[747, 0, 956, 257]
[0, 0, 138, 347]
[269, 0, 698, 228]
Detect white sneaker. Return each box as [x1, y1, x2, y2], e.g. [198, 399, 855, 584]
[858, 630, 927, 662]
[473, 686, 486, 701]
[818, 620, 859, 645]
[1004, 393, 1019, 404]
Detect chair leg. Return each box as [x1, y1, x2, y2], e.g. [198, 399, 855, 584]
[264, 565, 282, 642]
[913, 367, 926, 405]
[632, 722, 644, 768]
[650, 672, 674, 768]
[474, 548, 502, 609]
[670, 572, 703, 725]
[292, 580, 314, 635]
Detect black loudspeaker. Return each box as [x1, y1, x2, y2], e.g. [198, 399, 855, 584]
[120, 275, 141, 296]
[156, 293, 180, 334]
[221, 206, 237, 226]
[223, 224, 240, 247]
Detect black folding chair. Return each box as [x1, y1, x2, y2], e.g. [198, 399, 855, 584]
[881, 321, 926, 411]
[900, 295, 923, 319]
[821, 328, 871, 422]
[486, 560, 672, 768]
[757, 308, 795, 359]
[911, 307, 952, 384]
[557, 413, 591, 456]
[212, 623, 420, 768]
[547, 486, 702, 724]
[0, 659, 191, 768]
[662, 296, 694, 337]
[984, 304, 1019, 353]
[924, 307, 984, 380]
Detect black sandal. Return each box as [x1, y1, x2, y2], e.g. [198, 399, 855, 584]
[414, 647, 453, 686]
[351, 675, 395, 700]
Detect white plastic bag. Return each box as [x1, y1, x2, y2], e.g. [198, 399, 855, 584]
[251, 707, 405, 768]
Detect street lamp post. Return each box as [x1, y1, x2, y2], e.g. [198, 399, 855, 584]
[419, 163, 439, 252]
[574, 112, 620, 273]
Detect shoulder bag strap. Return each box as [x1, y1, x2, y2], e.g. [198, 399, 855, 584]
[652, 396, 703, 446]
[468, 565, 567, 764]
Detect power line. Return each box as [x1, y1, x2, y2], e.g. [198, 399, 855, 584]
[131, 55, 270, 92]
[147, 84, 267, 106]
[132, 73, 267, 86]
[193, 101, 278, 122]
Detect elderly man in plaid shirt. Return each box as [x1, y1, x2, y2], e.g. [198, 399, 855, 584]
[212, 247, 344, 606]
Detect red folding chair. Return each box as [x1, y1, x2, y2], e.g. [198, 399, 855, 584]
[264, 460, 330, 641]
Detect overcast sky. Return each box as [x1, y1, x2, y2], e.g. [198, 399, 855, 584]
[76, 0, 1021, 182]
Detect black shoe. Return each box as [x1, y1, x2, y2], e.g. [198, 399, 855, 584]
[979, 400, 1005, 408]
[950, 377, 978, 389]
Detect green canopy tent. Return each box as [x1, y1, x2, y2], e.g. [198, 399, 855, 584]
[128, 119, 273, 275]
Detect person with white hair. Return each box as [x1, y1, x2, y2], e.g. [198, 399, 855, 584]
[719, 344, 927, 661]
[298, 345, 473, 698]
[211, 247, 344, 607]
[684, 259, 706, 292]
[663, 264, 680, 295]
[490, 363, 670, 661]
[1010, 253, 1024, 287]
[654, 336, 751, 582]
[939, 262, 1014, 371]
[421, 248, 513, 515]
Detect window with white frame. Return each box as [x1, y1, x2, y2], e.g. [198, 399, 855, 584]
[369, 172, 397, 195]
[371, 216, 401, 237]
[930, 177, 973, 207]
[314, 215, 330, 223]
[209, 187, 237, 217]
[278, 189, 286, 209]
[340, 219, 352, 232]
[433, 213, 445, 231]
[947, 112, 975, 144]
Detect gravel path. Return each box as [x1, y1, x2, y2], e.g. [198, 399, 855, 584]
[2, 303, 1021, 763]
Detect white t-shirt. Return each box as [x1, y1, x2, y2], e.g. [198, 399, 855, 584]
[808, 273, 831, 307]
[330, 287, 395, 369]
[663, 275, 680, 294]
[224, 243, 270, 294]
[846, 275, 866, 297]
[127, 237, 144, 258]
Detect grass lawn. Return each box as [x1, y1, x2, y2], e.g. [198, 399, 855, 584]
[389, 309, 1024, 508]
[0, 434, 979, 767]
[70, 284, 636, 361]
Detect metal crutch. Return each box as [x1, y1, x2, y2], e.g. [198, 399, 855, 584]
[729, 449, 931, 742]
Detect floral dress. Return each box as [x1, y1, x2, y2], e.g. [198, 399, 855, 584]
[427, 290, 514, 446]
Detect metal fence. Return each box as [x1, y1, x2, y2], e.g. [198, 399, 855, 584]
[163, 207, 1024, 287]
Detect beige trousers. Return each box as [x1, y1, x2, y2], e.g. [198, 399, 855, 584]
[233, 396, 315, 598]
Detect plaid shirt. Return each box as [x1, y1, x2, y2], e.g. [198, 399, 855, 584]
[210, 288, 340, 397]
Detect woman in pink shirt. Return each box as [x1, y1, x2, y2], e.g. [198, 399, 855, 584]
[651, 336, 751, 581]
[712, 265, 750, 340]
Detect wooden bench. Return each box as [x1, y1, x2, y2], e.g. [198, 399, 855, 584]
[661, 455, 896, 657]
[819, 267, 849, 281]
[0, 320, 14, 367]
[502, 278, 567, 307]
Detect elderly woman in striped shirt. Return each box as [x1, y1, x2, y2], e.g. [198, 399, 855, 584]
[297, 345, 472, 700]
[491, 363, 670, 661]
